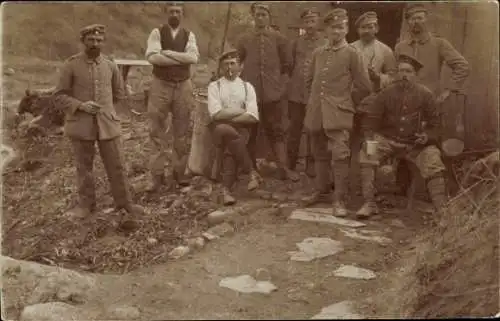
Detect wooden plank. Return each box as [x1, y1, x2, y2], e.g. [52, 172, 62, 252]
[114, 59, 151, 66]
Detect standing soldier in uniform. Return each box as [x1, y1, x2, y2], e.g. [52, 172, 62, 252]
[303, 8, 372, 216]
[54, 24, 145, 218]
[394, 3, 469, 194]
[350, 11, 396, 90]
[145, 2, 200, 192]
[287, 7, 328, 178]
[237, 2, 300, 182]
[357, 54, 448, 218]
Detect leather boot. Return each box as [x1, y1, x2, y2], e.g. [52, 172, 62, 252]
[247, 170, 262, 191]
[356, 165, 379, 219]
[123, 204, 146, 216]
[222, 187, 237, 206]
[333, 160, 350, 217]
[301, 191, 332, 206]
[275, 141, 300, 182]
[302, 158, 331, 206]
[148, 174, 166, 193]
[427, 174, 448, 212]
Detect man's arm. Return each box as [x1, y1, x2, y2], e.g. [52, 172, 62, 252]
[351, 48, 373, 105]
[207, 82, 245, 121]
[380, 46, 397, 88]
[232, 82, 259, 124]
[276, 33, 293, 77]
[421, 89, 441, 144]
[305, 49, 318, 94]
[111, 62, 127, 105]
[52, 60, 82, 114]
[161, 31, 200, 65]
[145, 29, 181, 66]
[439, 38, 470, 92]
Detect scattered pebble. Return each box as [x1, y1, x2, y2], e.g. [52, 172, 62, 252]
[311, 301, 364, 319]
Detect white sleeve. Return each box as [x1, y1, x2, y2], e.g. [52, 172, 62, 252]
[145, 29, 162, 59]
[244, 82, 259, 121]
[207, 81, 222, 118]
[185, 31, 200, 63]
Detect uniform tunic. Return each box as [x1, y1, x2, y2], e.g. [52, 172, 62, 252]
[350, 39, 397, 88]
[395, 32, 469, 94]
[54, 52, 125, 141]
[304, 40, 372, 132]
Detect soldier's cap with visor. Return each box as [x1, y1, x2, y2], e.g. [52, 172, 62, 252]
[251, 2, 270, 15]
[355, 11, 378, 28]
[323, 8, 348, 26]
[404, 3, 428, 19]
[398, 53, 424, 72]
[219, 49, 240, 63]
[300, 7, 320, 19]
[80, 24, 106, 39]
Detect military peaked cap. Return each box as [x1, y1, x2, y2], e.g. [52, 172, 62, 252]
[300, 7, 320, 19]
[219, 49, 240, 63]
[323, 8, 348, 25]
[405, 3, 428, 19]
[355, 11, 378, 27]
[398, 53, 424, 71]
[251, 2, 270, 14]
[80, 24, 106, 38]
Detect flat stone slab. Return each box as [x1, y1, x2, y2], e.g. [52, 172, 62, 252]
[219, 275, 277, 294]
[333, 264, 376, 280]
[288, 237, 344, 262]
[340, 228, 392, 245]
[289, 209, 367, 228]
[311, 300, 364, 319]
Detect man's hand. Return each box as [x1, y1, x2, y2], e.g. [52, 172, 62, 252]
[79, 101, 101, 115]
[368, 67, 380, 82]
[414, 132, 429, 145]
[436, 89, 451, 104]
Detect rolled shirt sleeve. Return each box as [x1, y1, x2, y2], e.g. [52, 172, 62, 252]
[145, 28, 162, 60]
[207, 81, 223, 118]
[185, 31, 200, 63]
[243, 82, 259, 121]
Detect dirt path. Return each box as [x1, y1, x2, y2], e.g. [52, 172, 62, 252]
[80, 199, 424, 320]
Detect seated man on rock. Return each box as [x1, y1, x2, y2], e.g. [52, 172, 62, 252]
[207, 49, 262, 205]
[357, 53, 448, 219]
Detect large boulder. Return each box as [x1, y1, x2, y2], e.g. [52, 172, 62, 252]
[1, 256, 97, 319]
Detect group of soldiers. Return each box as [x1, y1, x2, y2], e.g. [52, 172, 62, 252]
[51, 2, 469, 221]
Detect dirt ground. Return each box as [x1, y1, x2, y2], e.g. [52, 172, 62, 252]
[2, 58, 442, 319]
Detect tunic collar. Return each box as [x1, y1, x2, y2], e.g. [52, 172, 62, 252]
[84, 53, 103, 64]
[409, 31, 431, 44]
[325, 39, 348, 51]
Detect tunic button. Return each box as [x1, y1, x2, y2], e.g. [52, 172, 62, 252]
[401, 117, 406, 121]
[400, 128, 404, 132]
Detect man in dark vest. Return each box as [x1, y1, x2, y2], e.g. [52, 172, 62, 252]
[145, 2, 200, 192]
[237, 2, 300, 182]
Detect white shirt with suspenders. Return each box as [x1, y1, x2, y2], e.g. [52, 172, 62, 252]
[207, 77, 260, 121]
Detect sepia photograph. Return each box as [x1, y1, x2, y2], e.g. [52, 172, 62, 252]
[1, 1, 498, 320]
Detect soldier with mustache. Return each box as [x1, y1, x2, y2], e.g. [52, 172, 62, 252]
[53, 24, 145, 218]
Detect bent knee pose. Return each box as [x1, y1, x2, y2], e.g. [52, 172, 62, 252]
[207, 49, 262, 205]
[357, 54, 447, 218]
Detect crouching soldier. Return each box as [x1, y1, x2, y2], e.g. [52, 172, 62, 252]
[303, 8, 372, 216]
[53, 24, 145, 218]
[207, 49, 262, 205]
[357, 54, 447, 218]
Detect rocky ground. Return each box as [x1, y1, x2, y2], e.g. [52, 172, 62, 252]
[4, 58, 491, 320]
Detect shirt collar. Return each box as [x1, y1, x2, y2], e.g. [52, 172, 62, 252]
[409, 31, 431, 44]
[326, 39, 348, 51]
